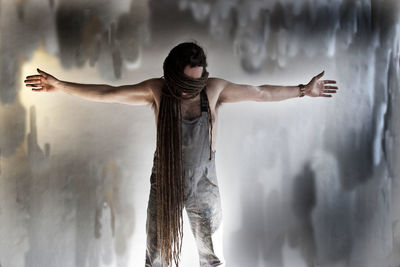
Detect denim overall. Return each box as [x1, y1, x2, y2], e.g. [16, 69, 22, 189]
[145, 89, 224, 266]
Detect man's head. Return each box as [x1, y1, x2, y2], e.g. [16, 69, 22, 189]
[162, 41, 209, 99]
[163, 41, 208, 78]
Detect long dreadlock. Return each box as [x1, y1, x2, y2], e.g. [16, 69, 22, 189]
[154, 42, 212, 267]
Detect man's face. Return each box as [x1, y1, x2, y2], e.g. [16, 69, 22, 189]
[182, 65, 203, 97]
[184, 64, 203, 79]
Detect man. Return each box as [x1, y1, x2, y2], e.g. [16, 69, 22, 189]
[24, 41, 338, 267]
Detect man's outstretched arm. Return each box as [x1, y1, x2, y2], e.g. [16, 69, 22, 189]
[214, 71, 338, 104]
[24, 68, 156, 106]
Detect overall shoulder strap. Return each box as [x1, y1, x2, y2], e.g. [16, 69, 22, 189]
[200, 88, 208, 112]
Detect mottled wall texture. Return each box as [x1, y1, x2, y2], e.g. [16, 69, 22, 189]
[1, 0, 399, 266]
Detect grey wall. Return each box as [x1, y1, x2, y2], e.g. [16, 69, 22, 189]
[0, 0, 399, 266]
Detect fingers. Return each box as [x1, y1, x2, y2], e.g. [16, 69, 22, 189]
[25, 78, 41, 82]
[37, 68, 47, 78]
[323, 80, 336, 84]
[25, 68, 47, 81]
[25, 74, 44, 85]
[321, 84, 338, 96]
[25, 70, 45, 89]
[314, 70, 324, 80]
[24, 78, 41, 85]
[26, 84, 42, 88]
[323, 84, 338, 96]
[26, 74, 42, 79]
[24, 76, 42, 89]
[24, 74, 44, 92]
[26, 84, 44, 91]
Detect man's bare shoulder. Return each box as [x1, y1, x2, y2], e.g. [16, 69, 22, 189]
[146, 77, 164, 92]
[146, 77, 164, 110]
[206, 77, 226, 91]
[206, 77, 226, 107]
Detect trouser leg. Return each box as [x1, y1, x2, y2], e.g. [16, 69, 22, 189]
[184, 166, 224, 267]
[185, 207, 223, 267]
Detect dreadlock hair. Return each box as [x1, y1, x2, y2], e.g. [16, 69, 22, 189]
[155, 41, 212, 267]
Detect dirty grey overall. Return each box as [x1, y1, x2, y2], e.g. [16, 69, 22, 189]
[145, 89, 224, 267]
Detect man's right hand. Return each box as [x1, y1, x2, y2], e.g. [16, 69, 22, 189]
[24, 68, 60, 93]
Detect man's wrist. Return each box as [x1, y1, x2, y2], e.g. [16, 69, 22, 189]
[55, 79, 64, 92]
[298, 84, 306, 97]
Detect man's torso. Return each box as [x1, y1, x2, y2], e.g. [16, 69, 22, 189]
[150, 78, 222, 152]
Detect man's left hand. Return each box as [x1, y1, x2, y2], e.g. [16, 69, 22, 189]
[305, 71, 338, 97]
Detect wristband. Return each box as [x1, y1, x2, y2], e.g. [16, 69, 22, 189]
[298, 84, 306, 97]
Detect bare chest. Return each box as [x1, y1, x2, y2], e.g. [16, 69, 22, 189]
[181, 96, 202, 120]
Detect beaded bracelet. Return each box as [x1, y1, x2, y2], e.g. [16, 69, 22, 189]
[298, 84, 306, 97]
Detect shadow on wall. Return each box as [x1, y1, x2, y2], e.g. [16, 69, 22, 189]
[289, 162, 317, 267]
[0, 104, 136, 266]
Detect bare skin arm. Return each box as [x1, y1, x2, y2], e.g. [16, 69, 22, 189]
[24, 68, 155, 106]
[215, 71, 338, 104]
